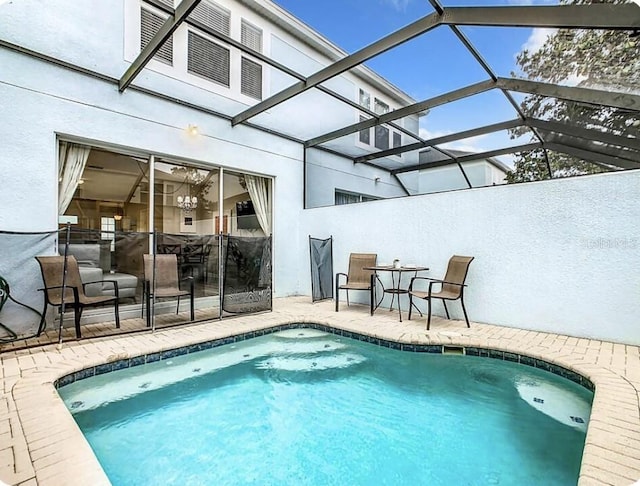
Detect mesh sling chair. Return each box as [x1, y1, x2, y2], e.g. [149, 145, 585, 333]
[408, 255, 474, 330]
[142, 254, 195, 327]
[335, 253, 377, 312]
[36, 255, 120, 338]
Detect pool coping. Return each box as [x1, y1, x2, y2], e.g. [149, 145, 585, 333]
[2, 297, 640, 485]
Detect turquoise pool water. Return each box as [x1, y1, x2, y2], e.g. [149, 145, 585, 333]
[59, 329, 592, 485]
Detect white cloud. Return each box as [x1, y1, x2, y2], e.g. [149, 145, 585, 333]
[565, 73, 588, 87]
[419, 127, 490, 154]
[419, 128, 450, 140]
[441, 134, 490, 154]
[522, 28, 556, 53]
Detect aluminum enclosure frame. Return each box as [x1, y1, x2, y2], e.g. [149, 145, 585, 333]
[118, 1, 640, 193]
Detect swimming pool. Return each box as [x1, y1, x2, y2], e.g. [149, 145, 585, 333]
[58, 328, 592, 485]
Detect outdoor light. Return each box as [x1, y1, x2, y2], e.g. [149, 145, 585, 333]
[187, 124, 199, 136]
[177, 195, 198, 212]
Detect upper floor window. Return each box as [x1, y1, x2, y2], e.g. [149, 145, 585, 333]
[374, 99, 389, 115]
[136, 1, 264, 101]
[359, 89, 370, 110]
[241, 19, 262, 52]
[375, 126, 389, 151]
[140, 6, 173, 64]
[189, 0, 231, 36]
[240, 19, 263, 100]
[335, 190, 379, 205]
[241, 58, 262, 99]
[187, 31, 230, 86]
[357, 89, 400, 154]
[358, 115, 370, 145]
[393, 131, 402, 150]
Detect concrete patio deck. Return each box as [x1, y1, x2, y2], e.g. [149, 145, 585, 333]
[1, 296, 639, 485]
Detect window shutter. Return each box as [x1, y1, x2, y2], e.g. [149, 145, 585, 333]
[188, 31, 230, 86]
[140, 7, 173, 64]
[153, 0, 173, 9]
[359, 115, 370, 145]
[241, 20, 262, 53]
[189, 0, 230, 36]
[241, 57, 262, 100]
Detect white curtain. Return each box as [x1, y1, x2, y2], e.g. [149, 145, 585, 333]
[245, 175, 271, 235]
[58, 141, 91, 214]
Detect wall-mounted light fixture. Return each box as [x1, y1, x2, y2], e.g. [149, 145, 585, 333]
[374, 176, 381, 183]
[187, 124, 199, 136]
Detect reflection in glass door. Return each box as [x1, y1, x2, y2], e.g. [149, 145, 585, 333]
[151, 160, 221, 328]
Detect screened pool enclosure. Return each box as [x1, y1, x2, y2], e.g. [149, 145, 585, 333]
[0, 0, 638, 345]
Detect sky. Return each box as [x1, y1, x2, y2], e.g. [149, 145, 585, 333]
[272, 0, 560, 160]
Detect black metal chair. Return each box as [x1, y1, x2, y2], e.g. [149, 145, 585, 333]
[142, 254, 195, 327]
[335, 253, 377, 312]
[408, 255, 474, 330]
[36, 255, 120, 338]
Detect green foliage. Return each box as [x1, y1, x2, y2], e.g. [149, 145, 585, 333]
[507, 0, 640, 183]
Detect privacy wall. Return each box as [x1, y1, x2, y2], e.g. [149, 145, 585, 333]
[300, 170, 640, 345]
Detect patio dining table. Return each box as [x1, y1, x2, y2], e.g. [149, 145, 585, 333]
[364, 264, 429, 322]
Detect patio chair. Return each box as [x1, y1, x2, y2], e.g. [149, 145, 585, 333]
[35, 255, 120, 338]
[408, 255, 474, 330]
[335, 253, 377, 312]
[142, 254, 195, 327]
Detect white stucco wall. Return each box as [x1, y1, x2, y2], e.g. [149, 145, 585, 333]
[300, 171, 640, 345]
[0, 44, 306, 326]
[305, 149, 407, 208]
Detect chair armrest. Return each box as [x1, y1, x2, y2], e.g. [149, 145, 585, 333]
[37, 285, 80, 304]
[180, 276, 195, 292]
[38, 285, 79, 291]
[98, 279, 120, 298]
[428, 279, 468, 288]
[409, 277, 468, 292]
[408, 276, 430, 291]
[336, 272, 348, 284]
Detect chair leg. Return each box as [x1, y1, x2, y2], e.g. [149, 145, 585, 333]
[74, 307, 82, 338]
[461, 297, 471, 328]
[427, 298, 432, 331]
[189, 290, 195, 321]
[335, 277, 339, 312]
[442, 300, 450, 319]
[114, 299, 120, 329]
[36, 302, 48, 336]
[141, 287, 145, 318]
[176, 296, 181, 315]
[370, 274, 375, 316]
[346, 290, 350, 307]
[408, 294, 413, 320]
[145, 287, 151, 328]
